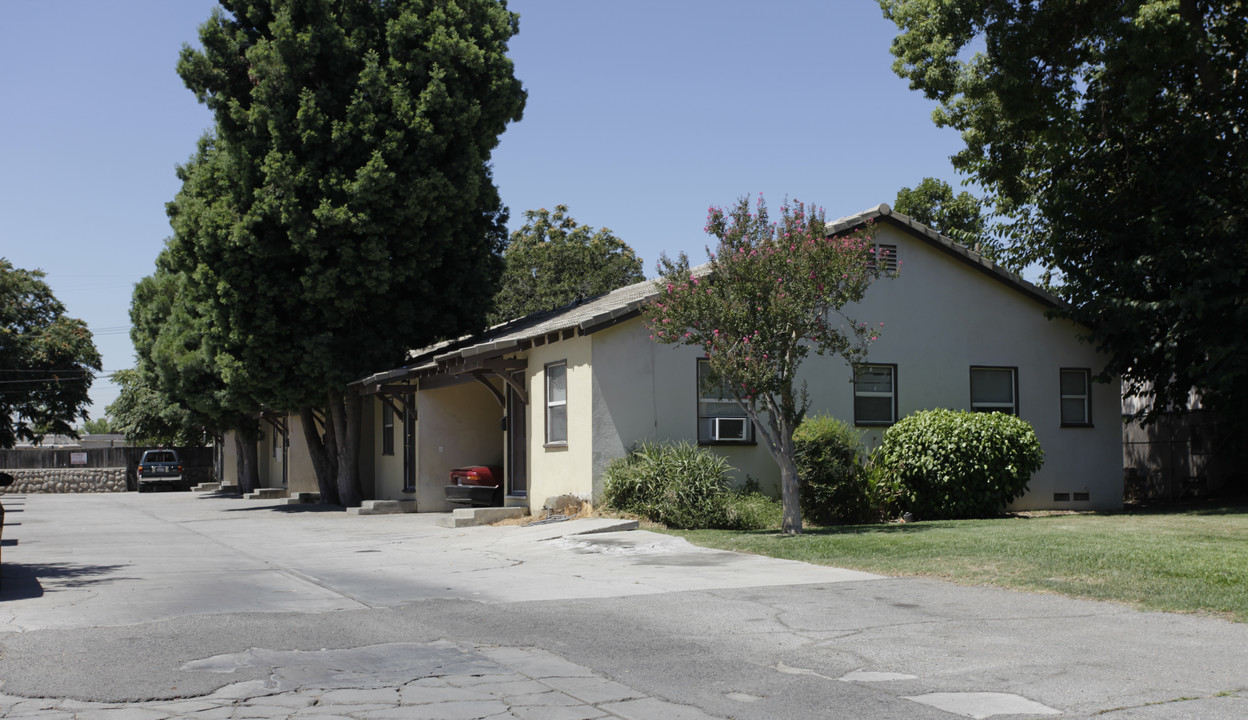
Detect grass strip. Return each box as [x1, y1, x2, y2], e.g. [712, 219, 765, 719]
[667, 502, 1248, 622]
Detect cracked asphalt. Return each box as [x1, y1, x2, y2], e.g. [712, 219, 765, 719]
[1, 492, 1245, 719]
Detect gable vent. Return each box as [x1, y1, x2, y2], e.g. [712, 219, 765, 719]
[868, 244, 898, 273]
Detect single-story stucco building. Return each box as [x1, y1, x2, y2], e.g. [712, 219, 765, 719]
[225, 204, 1124, 513]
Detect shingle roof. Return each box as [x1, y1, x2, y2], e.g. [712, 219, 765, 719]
[354, 204, 1061, 386]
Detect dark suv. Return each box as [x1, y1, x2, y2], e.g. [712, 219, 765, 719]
[136, 449, 184, 492]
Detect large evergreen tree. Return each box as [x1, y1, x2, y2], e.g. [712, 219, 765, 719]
[0, 259, 101, 448]
[880, 0, 1248, 426]
[159, 0, 526, 505]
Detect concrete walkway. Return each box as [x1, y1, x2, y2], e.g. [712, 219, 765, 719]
[1, 492, 1246, 720]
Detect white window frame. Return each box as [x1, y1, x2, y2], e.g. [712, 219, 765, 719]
[1060, 368, 1092, 426]
[853, 364, 897, 426]
[970, 366, 1018, 415]
[545, 361, 568, 446]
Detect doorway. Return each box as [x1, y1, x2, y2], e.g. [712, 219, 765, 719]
[506, 372, 527, 497]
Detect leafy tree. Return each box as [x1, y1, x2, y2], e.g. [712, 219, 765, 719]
[133, 142, 265, 493]
[81, 417, 118, 435]
[105, 369, 205, 446]
[491, 205, 645, 323]
[893, 178, 992, 258]
[880, 0, 1248, 427]
[646, 196, 889, 534]
[163, 0, 526, 505]
[0, 259, 102, 448]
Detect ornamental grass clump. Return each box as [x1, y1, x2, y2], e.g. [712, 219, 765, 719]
[602, 441, 777, 530]
[878, 408, 1044, 519]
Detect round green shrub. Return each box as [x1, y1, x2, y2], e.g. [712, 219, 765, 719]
[794, 414, 880, 524]
[602, 440, 737, 529]
[721, 488, 783, 530]
[878, 408, 1045, 519]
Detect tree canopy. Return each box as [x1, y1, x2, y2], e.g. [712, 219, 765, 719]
[646, 196, 889, 534]
[0, 259, 102, 448]
[130, 0, 526, 504]
[893, 177, 992, 258]
[880, 0, 1248, 425]
[491, 205, 645, 323]
[106, 369, 205, 447]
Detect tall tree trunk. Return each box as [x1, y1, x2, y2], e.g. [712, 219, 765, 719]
[750, 405, 803, 535]
[329, 387, 363, 507]
[300, 405, 340, 505]
[778, 452, 802, 535]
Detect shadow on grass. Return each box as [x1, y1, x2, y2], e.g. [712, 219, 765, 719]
[1118, 499, 1248, 517]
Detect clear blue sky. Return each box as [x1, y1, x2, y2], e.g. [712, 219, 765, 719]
[0, 1, 968, 418]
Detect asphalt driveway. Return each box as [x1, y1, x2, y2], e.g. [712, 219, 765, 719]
[0, 491, 1244, 719]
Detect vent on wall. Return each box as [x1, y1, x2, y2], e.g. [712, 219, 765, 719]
[1073, 492, 1090, 502]
[1054, 493, 1071, 502]
[868, 244, 899, 273]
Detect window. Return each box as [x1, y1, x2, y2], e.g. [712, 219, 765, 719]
[382, 402, 395, 455]
[545, 361, 567, 445]
[854, 364, 897, 425]
[698, 359, 751, 443]
[1060, 368, 1092, 426]
[970, 367, 1017, 415]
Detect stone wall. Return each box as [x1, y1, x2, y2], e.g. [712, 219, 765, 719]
[1, 468, 127, 494]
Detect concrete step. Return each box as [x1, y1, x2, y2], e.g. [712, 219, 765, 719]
[285, 492, 321, 505]
[437, 506, 526, 528]
[192, 482, 221, 492]
[345, 499, 418, 516]
[244, 488, 286, 500]
[217, 484, 241, 494]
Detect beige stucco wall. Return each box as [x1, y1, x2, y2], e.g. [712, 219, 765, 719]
[525, 336, 595, 511]
[415, 381, 504, 512]
[284, 414, 318, 495]
[591, 321, 781, 495]
[587, 222, 1123, 510]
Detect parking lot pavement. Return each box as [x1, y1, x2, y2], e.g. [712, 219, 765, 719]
[0, 641, 734, 720]
[0, 492, 877, 632]
[1, 492, 1247, 720]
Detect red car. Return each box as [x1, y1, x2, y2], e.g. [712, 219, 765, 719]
[446, 466, 503, 507]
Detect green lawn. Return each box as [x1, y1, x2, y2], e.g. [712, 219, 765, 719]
[667, 502, 1248, 622]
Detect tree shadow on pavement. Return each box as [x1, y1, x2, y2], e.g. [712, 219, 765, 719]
[1, 561, 132, 601]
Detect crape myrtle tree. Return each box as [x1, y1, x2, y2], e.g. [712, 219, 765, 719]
[0, 259, 102, 448]
[170, 0, 526, 505]
[646, 196, 891, 534]
[490, 205, 645, 323]
[880, 0, 1248, 429]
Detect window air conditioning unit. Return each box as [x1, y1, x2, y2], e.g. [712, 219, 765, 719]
[712, 417, 748, 441]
